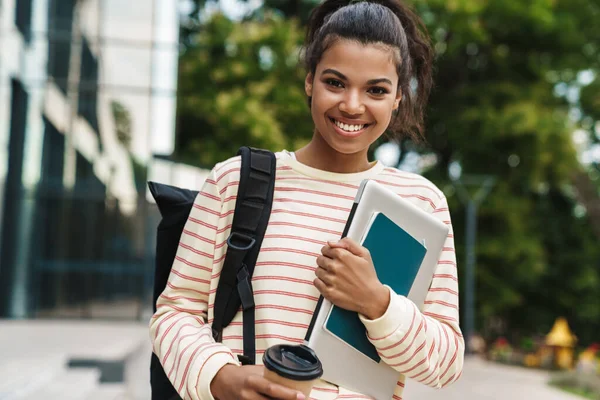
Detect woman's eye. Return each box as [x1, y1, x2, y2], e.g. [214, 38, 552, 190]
[326, 79, 344, 88]
[369, 87, 389, 95]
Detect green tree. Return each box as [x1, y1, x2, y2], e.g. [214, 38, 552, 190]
[175, 12, 311, 167]
[413, 0, 600, 344]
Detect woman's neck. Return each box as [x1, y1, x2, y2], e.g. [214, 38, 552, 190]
[295, 133, 374, 174]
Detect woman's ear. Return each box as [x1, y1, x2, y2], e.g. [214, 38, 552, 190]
[305, 73, 314, 97]
[393, 88, 402, 110]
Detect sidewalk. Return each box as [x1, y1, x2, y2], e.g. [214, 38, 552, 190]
[0, 319, 151, 400]
[403, 356, 583, 400]
[0, 319, 585, 400]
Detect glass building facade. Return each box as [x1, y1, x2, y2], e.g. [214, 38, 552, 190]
[0, 0, 180, 319]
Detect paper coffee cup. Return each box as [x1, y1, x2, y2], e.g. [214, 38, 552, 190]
[263, 344, 323, 397]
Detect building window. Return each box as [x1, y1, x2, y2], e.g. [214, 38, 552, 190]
[15, 0, 33, 43]
[78, 37, 99, 134]
[0, 79, 29, 316]
[47, 0, 76, 95]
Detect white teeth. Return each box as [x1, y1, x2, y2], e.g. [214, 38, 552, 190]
[334, 119, 365, 132]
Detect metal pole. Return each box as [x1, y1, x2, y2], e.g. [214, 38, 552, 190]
[450, 174, 496, 354]
[464, 200, 477, 354]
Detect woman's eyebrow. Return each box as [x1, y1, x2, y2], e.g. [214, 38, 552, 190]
[366, 78, 393, 86]
[321, 69, 392, 86]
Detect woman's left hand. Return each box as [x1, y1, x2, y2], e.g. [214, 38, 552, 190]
[314, 237, 390, 320]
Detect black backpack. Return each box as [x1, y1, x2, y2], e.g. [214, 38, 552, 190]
[148, 147, 276, 400]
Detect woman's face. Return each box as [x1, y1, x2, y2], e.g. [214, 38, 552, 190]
[306, 39, 402, 157]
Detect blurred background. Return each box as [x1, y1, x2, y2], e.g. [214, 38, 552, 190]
[0, 0, 599, 399]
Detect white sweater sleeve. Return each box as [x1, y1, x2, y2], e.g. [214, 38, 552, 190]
[359, 196, 465, 388]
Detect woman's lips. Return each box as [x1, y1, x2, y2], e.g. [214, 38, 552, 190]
[329, 117, 370, 138]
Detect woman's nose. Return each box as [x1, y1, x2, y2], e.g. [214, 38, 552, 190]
[339, 91, 365, 115]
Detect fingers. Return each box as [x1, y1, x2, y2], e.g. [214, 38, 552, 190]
[321, 245, 350, 263]
[316, 254, 338, 273]
[315, 264, 334, 285]
[331, 237, 369, 257]
[247, 374, 305, 400]
[313, 276, 330, 296]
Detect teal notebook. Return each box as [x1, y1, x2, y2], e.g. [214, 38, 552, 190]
[324, 212, 427, 363]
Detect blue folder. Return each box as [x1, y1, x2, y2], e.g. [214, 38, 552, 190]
[324, 212, 427, 362]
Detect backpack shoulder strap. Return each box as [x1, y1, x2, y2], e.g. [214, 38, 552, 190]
[212, 147, 276, 365]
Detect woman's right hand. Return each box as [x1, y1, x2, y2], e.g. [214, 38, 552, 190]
[210, 364, 306, 400]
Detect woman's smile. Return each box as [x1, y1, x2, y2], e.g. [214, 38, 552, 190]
[328, 117, 372, 138]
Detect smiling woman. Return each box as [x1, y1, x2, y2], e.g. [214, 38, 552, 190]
[301, 40, 402, 170]
[149, 0, 464, 399]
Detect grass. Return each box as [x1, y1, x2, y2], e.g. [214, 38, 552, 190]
[553, 384, 598, 399]
[549, 371, 600, 400]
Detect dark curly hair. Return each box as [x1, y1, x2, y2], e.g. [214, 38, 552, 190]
[303, 0, 434, 142]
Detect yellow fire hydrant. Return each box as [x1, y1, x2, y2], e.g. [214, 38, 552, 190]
[545, 317, 577, 369]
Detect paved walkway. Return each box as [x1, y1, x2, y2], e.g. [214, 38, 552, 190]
[0, 319, 585, 400]
[403, 356, 583, 400]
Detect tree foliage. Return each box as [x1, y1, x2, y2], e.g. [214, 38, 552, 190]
[176, 13, 310, 167]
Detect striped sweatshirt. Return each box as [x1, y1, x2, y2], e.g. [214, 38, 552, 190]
[149, 150, 464, 400]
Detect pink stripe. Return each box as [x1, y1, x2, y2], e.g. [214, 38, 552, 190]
[193, 203, 220, 215]
[153, 312, 178, 349]
[157, 303, 207, 315]
[423, 312, 458, 322]
[398, 193, 436, 209]
[223, 334, 304, 343]
[181, 343, 226, 392]
[199, 191, 220, 202]
[273, 198, 351, 212]
[175, 256, 212, 272]
[380, 321, 424, 360]
[253, 289, 319, 302]
[421, 328, 442, 384]
[219, 180, 239, 195]
[170, 269, 210, 284]
[179, 242, 212, 259]
[438, 260, 457, 267]
[382, 169, 427, 181]
[428, 287, 458, 296]
[433, 273, 457, 281]
[217, 167, 240, 183]
[401, 350, 428, 373]
[424, 325, 451, 386]
[188, 217, 217, 231]
[440, 333, 460, 380]
[255, 304, 314, 315]
[160, 293, 208, 304]
[424, 300, 458, 309]
[387, 339, 426, 368]
[369, 303, 416, 344]
[270, 209, 347, 224]
[263, 234, 327, 246]
[227, 319, 309, 329]
[167, 282, 209, 297]
[253, 276, 314, 285]
[260, 247, 320, 258]
[256, 261, 316, 272]
[276, 176, 359, 189]
[277, 186, 355, 201]
[165, 327, 208, 372]
[269, 221, 342, 235]
[182, 229, 215, 246]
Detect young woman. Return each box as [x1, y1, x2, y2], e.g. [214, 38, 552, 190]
[149, 0, 464, 399]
